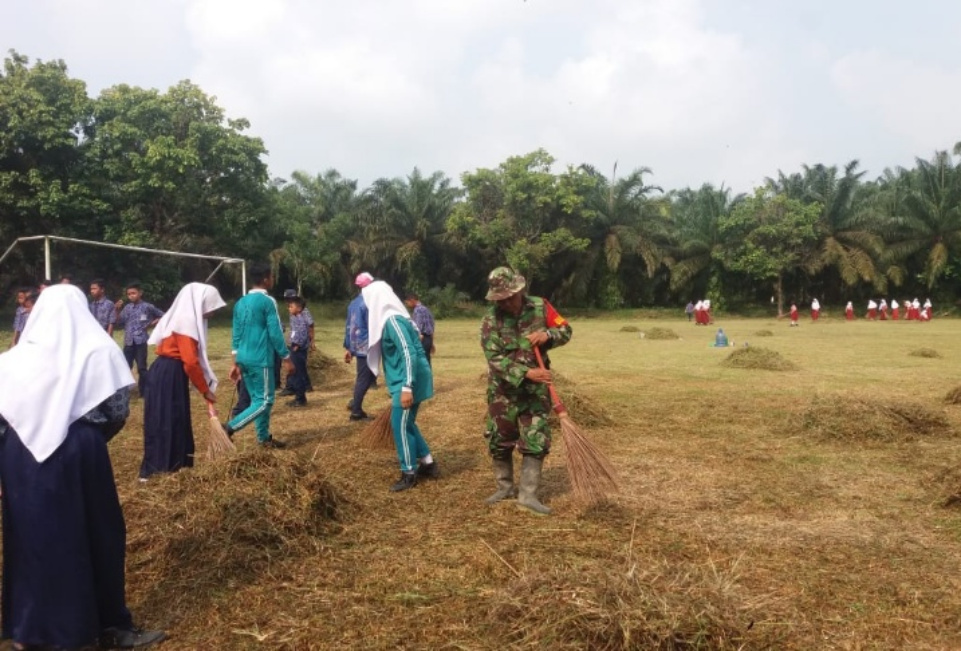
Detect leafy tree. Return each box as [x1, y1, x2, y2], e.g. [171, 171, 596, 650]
[0, 51, 102, 276]
[718, 189, 822, 315]
[449, 150, 588, 297]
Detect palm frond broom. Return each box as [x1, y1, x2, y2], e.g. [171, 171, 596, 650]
[534, 347, 618, 504]
[360, 407, 394, 449]
[206, 401, 236, 459]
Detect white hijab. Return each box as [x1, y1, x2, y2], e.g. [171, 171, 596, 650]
[148, 282, 226, 392]
[361, 280, 411, 376]
[0, 285, 135, 462]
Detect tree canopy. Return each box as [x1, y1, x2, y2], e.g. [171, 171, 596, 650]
[3, 51, 961, 310]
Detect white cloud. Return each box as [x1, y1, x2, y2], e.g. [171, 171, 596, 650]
[831, 50, 961, 157]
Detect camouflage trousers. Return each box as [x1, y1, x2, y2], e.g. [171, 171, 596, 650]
[485, 388, 552, 459]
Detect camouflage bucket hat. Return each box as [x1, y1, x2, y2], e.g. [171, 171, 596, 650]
[486, 266, 526, 301]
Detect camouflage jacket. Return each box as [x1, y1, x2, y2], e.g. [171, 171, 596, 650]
[480, 296, 572, 393]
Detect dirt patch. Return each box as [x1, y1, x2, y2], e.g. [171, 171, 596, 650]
[754, 330, 774, 337]
[909, 348, 942, 359]
[619, 324, 640, 332]
[801, 394, 953, 442]
[721, 347, 797, 371]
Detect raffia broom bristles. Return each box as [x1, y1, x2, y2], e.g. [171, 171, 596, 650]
[360, 407, 394, 449]
[206, 402, 235, 460]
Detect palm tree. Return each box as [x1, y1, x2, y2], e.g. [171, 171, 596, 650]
[667, 183, 742, 296]
[883, 150, 961, 289]
[560, 164, 667, 306]
[356, 168, 460, 290]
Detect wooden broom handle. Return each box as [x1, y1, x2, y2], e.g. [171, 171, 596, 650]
[533, 346, 567, 415]
[206, 401, 217, 418]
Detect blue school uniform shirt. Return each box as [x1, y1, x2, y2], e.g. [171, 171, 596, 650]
[11, 306, 25, 333]
[411, 303, 435, 336]
[116, 301, 164, 345]
[289, 308, 314, 348]
[89, 297, 117, 331]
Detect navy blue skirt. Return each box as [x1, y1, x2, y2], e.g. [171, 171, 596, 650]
[1, 420, 133, 647]
[140, 355, 195, 479]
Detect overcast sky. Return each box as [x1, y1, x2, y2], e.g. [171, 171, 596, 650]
[4, 0, 960, 192]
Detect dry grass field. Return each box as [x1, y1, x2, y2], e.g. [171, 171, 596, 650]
[6, 311, 961, 649]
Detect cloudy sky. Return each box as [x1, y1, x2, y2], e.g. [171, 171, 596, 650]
[5, 0, 960, 192]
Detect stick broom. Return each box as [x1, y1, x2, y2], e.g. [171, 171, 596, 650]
[206, 401, 236, 459]
[534, 346, 618, 504]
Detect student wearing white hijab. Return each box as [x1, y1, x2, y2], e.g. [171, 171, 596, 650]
[140, 283, 226, 479]
[891, 298, 900, 320]
[0, 285, 165, 649]
[361, 280, 437, 492]
[810, 298, 820, 321]
[845, 301, 854, 321]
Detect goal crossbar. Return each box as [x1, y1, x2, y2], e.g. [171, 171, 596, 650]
[0, 235, 247, 293]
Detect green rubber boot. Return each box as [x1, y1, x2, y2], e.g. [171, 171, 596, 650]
[485, 456, 515, 505]
[516, 456, 551, 515]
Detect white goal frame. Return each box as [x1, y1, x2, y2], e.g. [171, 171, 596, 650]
[0, 235, 247, 294]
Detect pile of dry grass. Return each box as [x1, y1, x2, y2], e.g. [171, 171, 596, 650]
[754, 329, 774, 337]
[721, 346, 797, 371]
[124, 452, 344, 610]
[643, 327, 680, 340]
[552, 372, 615, 427]
[945, 385, 961, 405]
[490, 558, 773, 649]
[801, 394, 953, 442]
[909, 347, 942, 359]
[619, 325, 640, 332]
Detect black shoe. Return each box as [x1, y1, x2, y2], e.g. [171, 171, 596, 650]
[286, 399, 307, 408]
[260, 436, 286, 449]
[349, 412, 371, 422]
[99, 626, 166, 649]
[416, 461, 440, 479]
[278, 388, 295, 397]
[390, 472, 418, 492]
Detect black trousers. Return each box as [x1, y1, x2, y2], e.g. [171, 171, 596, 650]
[351, 356, 376, 416]
[123, 343, 148, 395]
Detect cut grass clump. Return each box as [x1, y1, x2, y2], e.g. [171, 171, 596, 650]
[754, 329, 774, 337]
[721, 346, 797, 371]
[619, 324, 640, 332]
[124, 452, 344, 611]
[551, 372, 615, 427]
[801, 394, 953, 442]
[491, 560, 773, 649]
[909, 347, 942, 359]
[945, 385, 961, 405]
[643, 327, 679, 340]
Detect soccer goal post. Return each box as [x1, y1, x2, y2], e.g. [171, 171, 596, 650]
[0, 235, 248, 293]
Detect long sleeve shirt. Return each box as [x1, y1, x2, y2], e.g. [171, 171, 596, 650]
[231, 289, 289, 367]
[380, 314, 433, 406]
[156, 334, 210, 394]
[343, 295, 369, 356]
[480, 296, 572, 393]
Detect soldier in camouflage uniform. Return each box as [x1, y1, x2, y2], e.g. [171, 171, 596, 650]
[480, 267, 572, 515]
